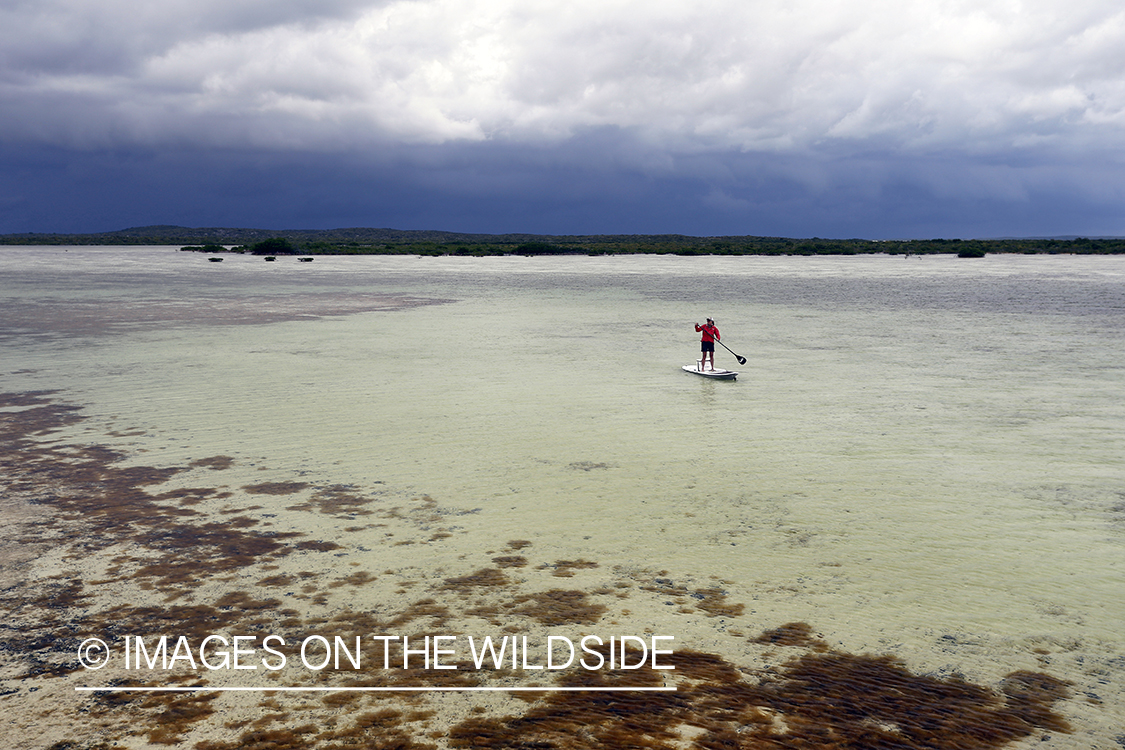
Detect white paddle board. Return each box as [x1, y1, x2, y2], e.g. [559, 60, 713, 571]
[682, 365, 737, 380]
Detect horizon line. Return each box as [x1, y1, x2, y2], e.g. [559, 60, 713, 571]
[4, 225, 1123, 243]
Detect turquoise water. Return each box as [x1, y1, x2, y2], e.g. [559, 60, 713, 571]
[2, 247, 1123, 747]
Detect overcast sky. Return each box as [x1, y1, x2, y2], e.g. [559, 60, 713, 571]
[2, 0, 1122, 238]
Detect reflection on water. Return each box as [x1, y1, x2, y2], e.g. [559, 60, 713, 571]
[1, 247, 1122, 749]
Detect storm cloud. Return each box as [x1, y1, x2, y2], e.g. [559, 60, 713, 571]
[2, 0, 1123, 236]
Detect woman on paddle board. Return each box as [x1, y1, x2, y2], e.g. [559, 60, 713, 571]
[695, 318, 720, 371]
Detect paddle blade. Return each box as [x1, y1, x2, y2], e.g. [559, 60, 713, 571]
[737, 356, 747, 365]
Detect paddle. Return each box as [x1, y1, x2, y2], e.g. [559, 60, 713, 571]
[698, 321, 747, 366]
[716, 338, 748, 365]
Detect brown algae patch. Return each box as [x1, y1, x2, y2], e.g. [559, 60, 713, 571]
[0, 392, 1081, 749]
[510, 590, 608, 626]
[490, 555, 528, 568]
[189, 455, 236, 471]
[286, 484, 381, 516]
[446, 642, 1072, 750]
[242, 480, 310, 495]
[541, 558, 599, 577]
[752, 621, 829, 650]
[641, 577, 745, 619]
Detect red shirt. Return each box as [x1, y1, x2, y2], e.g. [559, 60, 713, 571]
[695, 323, 720, 342]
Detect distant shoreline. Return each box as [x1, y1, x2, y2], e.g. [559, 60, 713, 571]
[2, 225, 1123, 256]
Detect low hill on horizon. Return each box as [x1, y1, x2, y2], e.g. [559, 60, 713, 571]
[2, 225, 1123, 255]
[0, 225, 714, 246]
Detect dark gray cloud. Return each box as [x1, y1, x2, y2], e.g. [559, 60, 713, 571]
[3, 134, 1120, 238]
[1, 0, 1123, 236]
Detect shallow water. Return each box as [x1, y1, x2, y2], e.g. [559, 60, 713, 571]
[2, 247, 1122, 748]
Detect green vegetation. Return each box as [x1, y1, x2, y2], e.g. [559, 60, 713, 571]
[179, 243, 232, 254]
[3, 225, 1123, 256]
[243, 237, 299, 255]
[513, 241, 582, 255]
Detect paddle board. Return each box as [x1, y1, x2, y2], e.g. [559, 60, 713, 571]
[682, 365, 737, 380]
